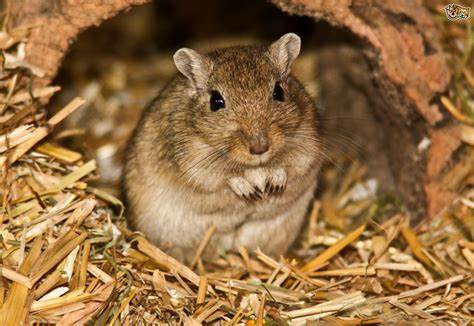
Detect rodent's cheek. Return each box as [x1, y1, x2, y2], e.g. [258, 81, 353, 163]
[267, 124, 286, 153]
[227, 134, 249, 159]
[224, 121, 242, 134]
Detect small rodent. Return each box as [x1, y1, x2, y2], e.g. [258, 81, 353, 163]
[124, 33, 323, 263]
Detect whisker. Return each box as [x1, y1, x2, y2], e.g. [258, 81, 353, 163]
[319, 115, 373, 122]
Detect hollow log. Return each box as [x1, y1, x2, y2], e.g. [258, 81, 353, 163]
[6, 0, 149, 83]
[7, 0, 463, 220]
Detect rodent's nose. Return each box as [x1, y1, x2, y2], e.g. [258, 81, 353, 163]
[249, 140, 269, 155]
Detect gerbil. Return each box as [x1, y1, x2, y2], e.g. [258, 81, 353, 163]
[124, 33, 323, 263]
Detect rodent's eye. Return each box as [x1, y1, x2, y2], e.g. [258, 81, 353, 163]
[273, 82, 284, 102]
[209, 90, 225, 112]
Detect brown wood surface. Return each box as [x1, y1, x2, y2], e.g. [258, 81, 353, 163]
[6, 0, 149, 83]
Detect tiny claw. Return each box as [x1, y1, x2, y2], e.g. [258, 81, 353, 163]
[253, 191, 263, 201]
[269, 185, 275, 195]
[265, 182, 270, 193]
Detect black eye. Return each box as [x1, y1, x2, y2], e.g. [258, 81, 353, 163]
[273, 82, 284, 102]
[210, 90, 225, 112]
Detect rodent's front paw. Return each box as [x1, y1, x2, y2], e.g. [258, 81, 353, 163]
[228, 176, 263, 201]
[265, 168, 287, 195]
[229, 168, 287, 201]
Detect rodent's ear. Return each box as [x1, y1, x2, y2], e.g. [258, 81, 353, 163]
[173, 48, 213, 90]
[268, 33, 301, 77]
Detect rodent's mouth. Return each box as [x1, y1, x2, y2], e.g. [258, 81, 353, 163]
[233, 150, 274, 167]
[226, 136, 283, 167]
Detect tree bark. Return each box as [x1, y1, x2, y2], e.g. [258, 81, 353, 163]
[7, 0, 462, 220]
[6, 0, 149, 83]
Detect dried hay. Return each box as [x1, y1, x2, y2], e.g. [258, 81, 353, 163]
[0, 4, 473, 325]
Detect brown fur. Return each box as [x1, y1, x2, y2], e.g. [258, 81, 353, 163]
[124, 34, 323, 262]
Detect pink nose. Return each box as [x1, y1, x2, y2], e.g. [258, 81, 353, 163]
[249, 141, 269, 155]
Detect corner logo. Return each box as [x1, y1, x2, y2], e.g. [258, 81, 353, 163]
[444, 3, 471, 20]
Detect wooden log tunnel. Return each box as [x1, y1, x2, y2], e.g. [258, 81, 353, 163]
[8, 0, 464, 221]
